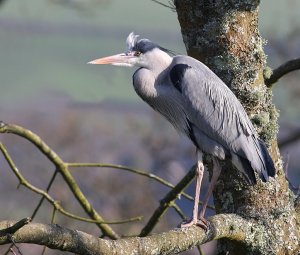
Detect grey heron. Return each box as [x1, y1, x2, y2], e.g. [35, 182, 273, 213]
[88, 32, 276, 228]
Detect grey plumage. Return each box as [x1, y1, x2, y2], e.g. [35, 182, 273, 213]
[131, 38, 275, 185]
[88, 32, 276, 226]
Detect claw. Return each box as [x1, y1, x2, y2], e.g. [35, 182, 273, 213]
[180, 217, 209, 231]
[196, 216, 209, 232]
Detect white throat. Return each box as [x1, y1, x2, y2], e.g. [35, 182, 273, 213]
[146, 48, 172, 77]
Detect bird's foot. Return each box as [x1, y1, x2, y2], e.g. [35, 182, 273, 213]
[180, 216, 209, 231]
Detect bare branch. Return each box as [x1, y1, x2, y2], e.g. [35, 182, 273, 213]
[9, 248, 18, 255]
[171, 203, 186, 220]
[139, 166, 196, 237]
[31, 169, 58, 220]
[0, 122, 118, 239]
[68, 162, 215, 211]
[265, 58, 300, 87]
[150, 0, 176, 11]
[0, 214, 253, 255]
[0, 121, 213, 240]
[0, 143, 141, 225]
[0, 218, 31, 237]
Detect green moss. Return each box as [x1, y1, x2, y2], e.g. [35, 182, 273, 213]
[263, 66, 273, 80]
[252, 112, 270, 127]
[260, 105, 279, 145]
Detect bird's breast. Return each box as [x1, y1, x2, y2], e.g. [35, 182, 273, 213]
[133, 68, 157, 99]
[133, 68, 190, 135]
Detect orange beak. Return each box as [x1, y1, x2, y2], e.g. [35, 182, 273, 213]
[88, 53, 136, 67]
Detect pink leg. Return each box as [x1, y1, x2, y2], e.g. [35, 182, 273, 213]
[181, 151, 204, 228]
[198, 158, 221, 219]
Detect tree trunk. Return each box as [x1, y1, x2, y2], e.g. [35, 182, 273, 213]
[174, 1, 299, 254]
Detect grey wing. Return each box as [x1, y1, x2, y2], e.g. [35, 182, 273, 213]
[170, 56, 274, 183]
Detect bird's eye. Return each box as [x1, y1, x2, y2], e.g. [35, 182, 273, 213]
[134, 51, 141, 56]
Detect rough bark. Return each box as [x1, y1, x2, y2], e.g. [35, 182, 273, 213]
[174, 1, 299, 254]
[0, 215, 267, 255]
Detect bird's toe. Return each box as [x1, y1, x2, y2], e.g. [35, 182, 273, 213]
[180, 218, 198, 228]
[180, 217, 209, 231]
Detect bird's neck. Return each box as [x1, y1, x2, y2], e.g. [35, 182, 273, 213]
[148, 49, 173, 78]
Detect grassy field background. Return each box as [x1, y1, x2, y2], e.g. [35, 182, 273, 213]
[0, 0, 299, 106]
[0, 0, 185, 106]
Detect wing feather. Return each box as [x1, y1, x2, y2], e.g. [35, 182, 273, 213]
[175, 59, 254, 147]
[170, 56, 271, 183]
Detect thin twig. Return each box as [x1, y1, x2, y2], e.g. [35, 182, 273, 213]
[0, 122, 119, 239]
[41, 243, 47, 255]
[67, 163, 215, 211]
[171, 203, 186, 220]
[0, 143, 142, 225]
[150, 0, 176, 11]
[67, 163, 176, 188]
[139, 166, 196, 237]
[9, 248, 17, 255]
[2, 218, 29, 255]
[9, 241, 23, 255]
[41, 208, 57, 255]
[0, 218, 31, 237]
[265, 58, 300, 87]
[4, 245, 13, 255]
[31, 169, 59, 220]
[50, 207, 57, 224]
[196, 244, 205, 255]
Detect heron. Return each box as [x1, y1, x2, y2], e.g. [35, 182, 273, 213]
[88, 32, 275, 228]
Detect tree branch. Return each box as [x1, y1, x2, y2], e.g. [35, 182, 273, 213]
[0, 218, 31, 237]
[0, 214, 253, 255]
[150, 0, 176, 11]
[31, 169, 58, 219]
[0, 121, 211, 243]
[0, 143, 140, 225]
[67, 162, 215, 211]
[139, 166, 196, 237]
[265, 58, 300, 87]
[0, 121, 119, 239]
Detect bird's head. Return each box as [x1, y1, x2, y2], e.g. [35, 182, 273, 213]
[88, 32, 172, 70]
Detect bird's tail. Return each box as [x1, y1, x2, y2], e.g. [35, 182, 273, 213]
[231, 138, 276, 185]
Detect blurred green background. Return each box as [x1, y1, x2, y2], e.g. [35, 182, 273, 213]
[0, 0, 298, 107]
[0, 0, 185, 105]
[0, 1, 299, 254]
